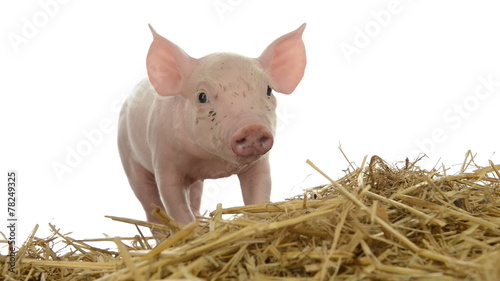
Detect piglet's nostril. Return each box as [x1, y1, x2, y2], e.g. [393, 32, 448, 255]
[260, 136, 270, 146]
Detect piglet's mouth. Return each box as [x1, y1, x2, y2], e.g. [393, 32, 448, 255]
[220, 154, 264, 175]
[235, 154, 266, 165]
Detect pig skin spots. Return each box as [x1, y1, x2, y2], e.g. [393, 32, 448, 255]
[208, 110, 217, 123]
[218, 83, 226, 92]
[266, 86, 272, 97]
[194, 105, 216, 126]
[206, 109, 219, 130]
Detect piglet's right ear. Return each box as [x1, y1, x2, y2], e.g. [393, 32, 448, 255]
[146, 24, 195, 96]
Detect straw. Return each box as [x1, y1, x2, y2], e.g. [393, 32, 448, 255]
[1, 151, 499, 280]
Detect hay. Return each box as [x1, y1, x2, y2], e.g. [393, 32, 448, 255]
[2, 152, 500, 280]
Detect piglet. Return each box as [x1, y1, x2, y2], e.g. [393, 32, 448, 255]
[118, 24, 306, 226]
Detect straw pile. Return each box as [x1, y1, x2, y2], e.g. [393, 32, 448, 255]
[2, 152, 500, 280]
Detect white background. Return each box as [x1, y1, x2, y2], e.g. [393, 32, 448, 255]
[1, 0, 499, 245]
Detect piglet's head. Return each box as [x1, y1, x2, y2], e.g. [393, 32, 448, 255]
[146, 24, 306, 165]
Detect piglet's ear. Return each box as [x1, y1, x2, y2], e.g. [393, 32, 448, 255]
[146, 24, 195, 96]
[259, 23, 307, 95]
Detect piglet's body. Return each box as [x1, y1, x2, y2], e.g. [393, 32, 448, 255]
[118, 24, 306, 226]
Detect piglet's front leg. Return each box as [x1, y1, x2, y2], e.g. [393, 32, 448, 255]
[238, 157, 272, 206]
[156, 170, 197, 226]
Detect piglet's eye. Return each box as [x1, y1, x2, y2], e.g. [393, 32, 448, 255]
[198, 92, 209, 103]
[266, 86, 273, 97]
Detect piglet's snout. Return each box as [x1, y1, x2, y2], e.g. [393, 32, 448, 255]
[231, 123, 274, 157]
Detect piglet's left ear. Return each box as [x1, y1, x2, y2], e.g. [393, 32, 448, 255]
[259, 23, 307, 95]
